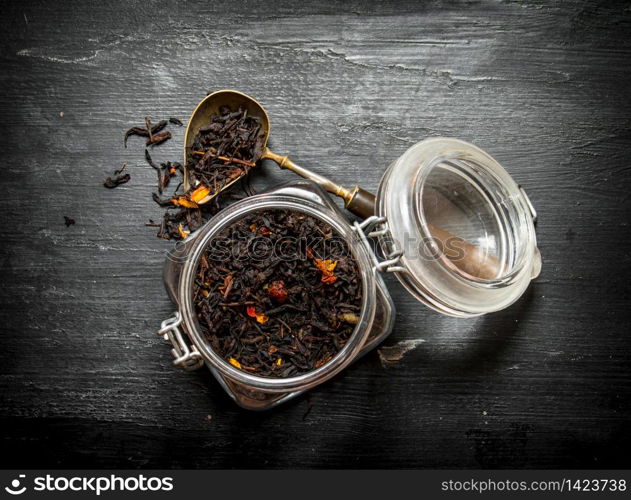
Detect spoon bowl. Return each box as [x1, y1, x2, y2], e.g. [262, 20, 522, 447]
[183, 89, 271, 192]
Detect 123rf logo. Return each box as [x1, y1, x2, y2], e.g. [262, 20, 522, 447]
[4, 474, 174, 496]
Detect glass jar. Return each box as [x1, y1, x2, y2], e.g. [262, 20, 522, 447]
[158, 138, 540, 410]
[160, 180, 395, 409]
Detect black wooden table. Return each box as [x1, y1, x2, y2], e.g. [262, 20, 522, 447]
[1, 0, 630, 469]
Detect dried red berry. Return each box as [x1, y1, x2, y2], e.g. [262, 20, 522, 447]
[267, 280, 288, 303]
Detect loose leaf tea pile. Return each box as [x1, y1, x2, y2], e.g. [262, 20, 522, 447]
[148, 105, 264, 240]
[186, 105, 265, 199]
[193, 209, 363, 378]
[113, 105, 262, 240]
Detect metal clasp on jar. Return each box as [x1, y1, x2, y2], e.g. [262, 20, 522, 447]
[352, 215, 406, 273]
[158, 312, 204, 371]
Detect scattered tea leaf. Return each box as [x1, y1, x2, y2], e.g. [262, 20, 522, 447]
[146, 131, 171, 147]
[123, 119, 167, 147]
[104, 173, 131, 189]
[114, 163, 127, 175]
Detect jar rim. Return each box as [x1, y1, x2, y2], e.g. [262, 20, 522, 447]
[178, 195, 378, 392]
[376, 137, 539, 316]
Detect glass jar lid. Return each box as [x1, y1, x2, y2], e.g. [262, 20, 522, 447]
[376, 138, 541, 317]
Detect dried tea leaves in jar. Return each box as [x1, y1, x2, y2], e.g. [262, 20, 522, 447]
[193, 209, 363, 378]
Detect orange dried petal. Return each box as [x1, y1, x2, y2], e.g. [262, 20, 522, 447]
[246, 306, 269, 324]
[315, 259, 337, 273]
[228, 358, 241, 369]
[178, 223, 190, 239]
[257, 313, 269, 323]
[189, 185, 211, 204]
[314, 259, 338, 283]
[171, 197, 198, 208]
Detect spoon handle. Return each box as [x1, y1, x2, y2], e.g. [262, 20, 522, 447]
[345, 186, 376, 218]
[261, 149, 358, 209]
[262, 148, 374, 217]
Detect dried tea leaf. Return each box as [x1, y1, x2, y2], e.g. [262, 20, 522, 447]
[104, 173, 131, 189]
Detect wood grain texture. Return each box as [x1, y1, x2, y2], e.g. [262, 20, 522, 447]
[0, 0, 630, 469]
